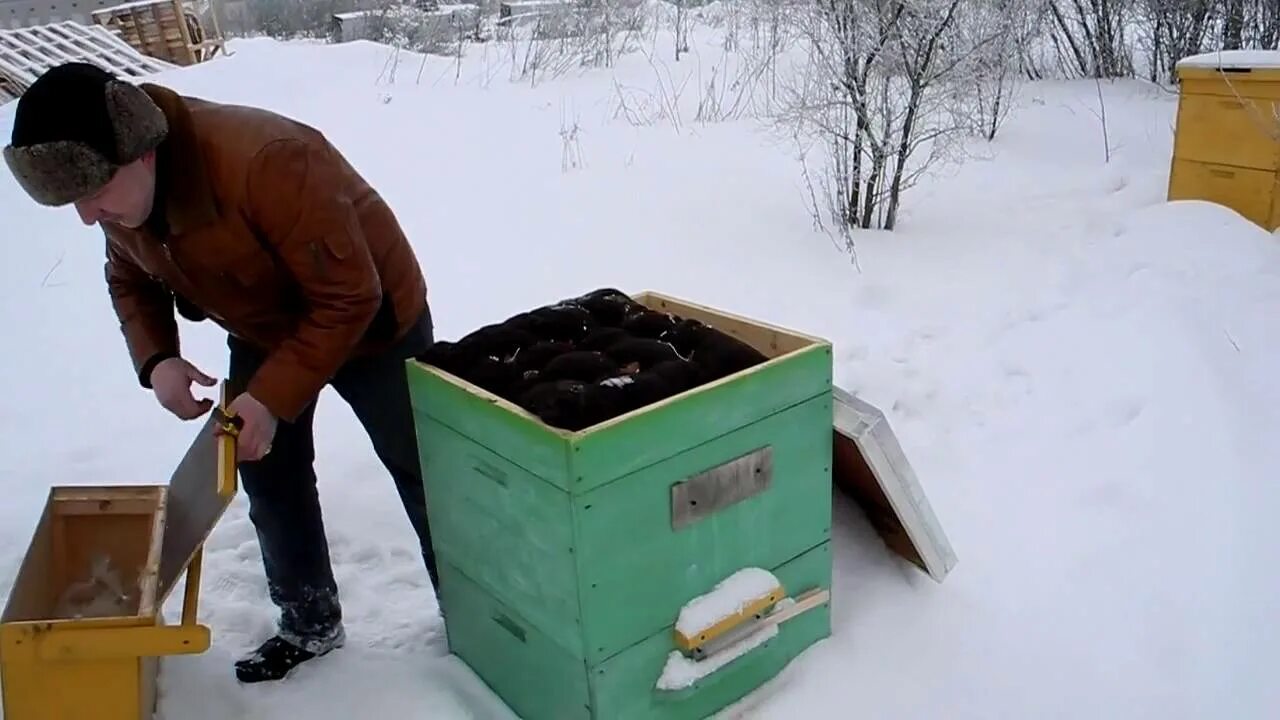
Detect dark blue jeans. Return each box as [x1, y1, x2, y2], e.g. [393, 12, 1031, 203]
[227, 306, 439, 653]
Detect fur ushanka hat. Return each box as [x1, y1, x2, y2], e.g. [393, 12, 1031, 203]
[3, 62, 168, 207]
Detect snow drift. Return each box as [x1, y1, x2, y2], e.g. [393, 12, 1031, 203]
[0, 25, 1278, 720]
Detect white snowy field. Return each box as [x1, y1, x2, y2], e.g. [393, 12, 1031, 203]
[2, 13, 1280, 720]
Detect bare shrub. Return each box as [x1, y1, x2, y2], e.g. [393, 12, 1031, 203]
[772, 0, 998, 241]
[946, 0, 1037, 140]
[497, 0, 649, 85]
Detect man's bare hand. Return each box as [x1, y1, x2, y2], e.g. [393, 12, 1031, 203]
[150, 357, 216, 420]
[218, 392, 278, 462]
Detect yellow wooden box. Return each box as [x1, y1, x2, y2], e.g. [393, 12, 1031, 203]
[1167, 50, 1280, 230]
[0, 390, 238, 720]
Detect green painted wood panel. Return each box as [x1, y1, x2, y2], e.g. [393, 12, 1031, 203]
[407, 302, 836, 720]
[589, 541, 833, 720]
[568, 344, 833, 493]
[573, 394, 833, 666]
[406, 361, 573, 487]
[437, 560, 592, 720]
[415, 413, 585, 658]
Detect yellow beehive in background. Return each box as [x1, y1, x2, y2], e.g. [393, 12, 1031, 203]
[1167, 50, 1280, 231]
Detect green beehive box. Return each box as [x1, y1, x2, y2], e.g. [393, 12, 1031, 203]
[407, 291, 834, 720]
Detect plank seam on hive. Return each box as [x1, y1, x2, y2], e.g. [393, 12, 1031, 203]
[411, 408, 568, 493]
[437, 556, 589, 662]
[417, 414, 585, 659]
[411, 368, 832, 491]
[574, 385, 833, 497]
[1170, 157, 1280, 173]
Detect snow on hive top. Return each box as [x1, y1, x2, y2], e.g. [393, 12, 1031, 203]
[1177, 49, 1280, 71]
[674, 567, 781, 636]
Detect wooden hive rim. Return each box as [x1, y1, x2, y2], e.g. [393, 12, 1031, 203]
[409, 289, 832, 439]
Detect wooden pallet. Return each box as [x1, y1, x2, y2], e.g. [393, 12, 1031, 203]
[0, 20, 174, 102]
[0, 71, 20, 103]
[92, 0, 227, 67]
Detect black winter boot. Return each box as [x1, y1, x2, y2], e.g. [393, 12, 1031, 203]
[234, 634, 342, 683]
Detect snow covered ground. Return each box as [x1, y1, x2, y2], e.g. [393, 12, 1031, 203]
[2, 12, 1280, 720]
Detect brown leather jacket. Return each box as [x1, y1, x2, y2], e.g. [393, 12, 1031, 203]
[103, 84, 428, 422]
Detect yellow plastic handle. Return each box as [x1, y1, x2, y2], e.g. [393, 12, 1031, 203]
[216, 381, 238, 500]
[36, 624, 211, 661]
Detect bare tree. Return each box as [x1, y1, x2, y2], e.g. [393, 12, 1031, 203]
[1091, 76, 1112, 161]
[674, 0, 691, 60]
[773, 0, 990, 238]
[720, 0, 743, 52]
[1121, 0, 1279, 84]
[1220, 0, 1278, 49]
[947, 0, 1037, 140]
[1253, 0, 1280, 48]
[560, 99, 586, 171]
[1131, 0, 1215, 83]
[1221, 0, 1245, 47]
[1044, 0, 1136, 78]
[690, 41, 775, 124]
[739, 0, 799, 110]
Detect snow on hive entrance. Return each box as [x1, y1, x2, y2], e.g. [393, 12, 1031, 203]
[658, 620, 780, 691]
[0, 20, 174, 101]
[658, 567, 785, 691]
[675, 567, 782, 640]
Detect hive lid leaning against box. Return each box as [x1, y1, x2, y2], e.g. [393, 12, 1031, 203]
[0, 382, 239, 720]
[831, 385, 957, 583]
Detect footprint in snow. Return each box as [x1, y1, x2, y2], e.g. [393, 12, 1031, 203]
[414, 623, 451, 658]
[67, 446, 97, 465]
[383, 566, 433, 591]
[855, 282, 891, 309]
[891, 386, 938, 419]
[1025, 298, 1069, 323]
[840, 344, 869, 363]
[1078, 481, 1131, 510]
[1068, 415, 1097, 437]
[1107, 397, 1145, 426]
[1004, 367, 1033, 396]
[344, 544, 386, 570]
[209, 515, 257, 549]
[1126, 263, 1152, 280]
[232, 539, 263, 563]
[208, 566, 264, 599]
